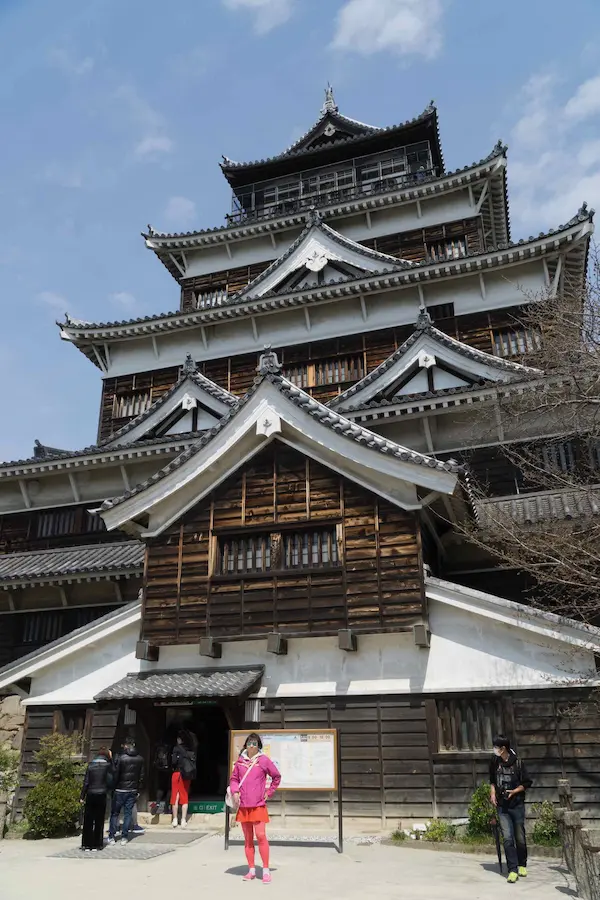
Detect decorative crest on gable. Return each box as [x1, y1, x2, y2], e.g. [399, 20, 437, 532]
[182, 353, 197, 375]
[257, 345, 282, 376]
[322, 83, 338, 114]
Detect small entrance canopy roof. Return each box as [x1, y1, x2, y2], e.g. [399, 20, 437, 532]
[94, 666, 264, 702]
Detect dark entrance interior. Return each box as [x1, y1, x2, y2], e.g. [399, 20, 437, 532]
[158, 703, 230, 802]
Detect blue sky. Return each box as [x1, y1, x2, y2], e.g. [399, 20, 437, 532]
[1, 0, 599, 461]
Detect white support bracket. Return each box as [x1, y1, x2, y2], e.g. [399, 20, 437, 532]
[359, 295, 368, 322]
[152, 336, 160, 359]
[475, 180, 489, 213]
[18, 479, 31, 509]
[225, 243, 233, 260]
[59, 587, 69, 608]
[304, 308, 311, 331]
[168, 253, 185, 277]
[120, 465, 131, 491]
[68, 472, 80, 502]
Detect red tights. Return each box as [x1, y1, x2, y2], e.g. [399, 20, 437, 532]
[241, 822, 269, 869]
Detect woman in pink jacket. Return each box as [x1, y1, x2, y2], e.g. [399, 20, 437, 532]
[229, 733, 281, 884]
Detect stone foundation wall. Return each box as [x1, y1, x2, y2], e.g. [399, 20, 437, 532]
[0, 695, 26, 751]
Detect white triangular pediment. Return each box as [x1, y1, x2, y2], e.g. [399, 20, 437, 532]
[332, 320, 540, 411]
[103, 369, 236, 448]
[100, 374, 458, 537]
[237, 219, 409, 301]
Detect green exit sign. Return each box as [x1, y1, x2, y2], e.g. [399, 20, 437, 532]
[188, 801, 225, 814]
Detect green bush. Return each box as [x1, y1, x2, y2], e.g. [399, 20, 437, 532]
[391, 828, 408, 841]
[23, 732, 84, 839]
[423, 819, 456, 843]
[0, 743, 19, 794]
[531, 800, 560, 847]
[466, 782, 496, 839]
[24, 780, 81, 838]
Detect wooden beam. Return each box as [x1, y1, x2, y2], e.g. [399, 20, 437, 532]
[479, 272, 487, 300]
[7, 592, 15, 611]
[18, 479, 31, 509]
[59, 587, 69, 607]
[422, 418, 435, 454]
[200, 326, 208, 349]
[270, 233, 277, 250]
[551, 254, 564, 297]
[168, 253, 185, 277]
[416, 199, 423, 219]
[304, 308, 311, 331]
[251, 316, 259, 340]
[494, 399, 505, 442]
[365, 210, 372, 229]
[475, 180, 489, 213]
[120, 465, 131, 491]
[359, 295, 368, 321]
[151, 336, 160, 359]
[180, 249, 188, 270]
[91, 344, 108, 372]
[468, 185, 475, 207]
[543, 257, 551, 287]
[420, 490, 440, 508]
[225, 243, 233, 260]
[103, 343, 111, 368]
[114, 580, 124, 604]
[68, 473, 80, 502]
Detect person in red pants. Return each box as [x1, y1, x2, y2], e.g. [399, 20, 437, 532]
[171, 731, 196, 828]
[229, 733, 281, 884]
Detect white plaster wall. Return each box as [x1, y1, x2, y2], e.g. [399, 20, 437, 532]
[22, 597, 597, 706]
[101, 258, 549, 380]
[24, 622, 141, 706]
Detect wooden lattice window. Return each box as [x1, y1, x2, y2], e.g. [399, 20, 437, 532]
[219, 534, 272, 575]
[113, 391, 152, 419]
[493, 326, 542, 358]
[427, 236, 467, 261]
[22, 612, 63, 644]
[428, 302, 455, 322]
[283, 356, 364, 388]
[36, 508, 78, 539]
[538, 441, 576, 474]
[217, 526, 340, 575]
[283, 528, 339, 569]
[437, 698, 504, 752]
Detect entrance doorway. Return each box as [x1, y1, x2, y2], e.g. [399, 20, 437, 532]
[153, 703, 231, 808]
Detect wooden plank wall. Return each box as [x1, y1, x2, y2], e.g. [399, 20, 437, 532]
[362, 216, 484, 263]
[142, 444, 423, 645]
[260, 697, 433, 825]
[0, 505, 120, 554]
[13, 708, 58, 816]
[97, 308, 524, 441]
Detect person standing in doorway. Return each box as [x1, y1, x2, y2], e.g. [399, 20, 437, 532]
[108, 739, 145, 845]
[490, 735, 533, 884]
[171, 730, 196, 828]
[229, 733, 281, 884]
[80, 748, 113, 851]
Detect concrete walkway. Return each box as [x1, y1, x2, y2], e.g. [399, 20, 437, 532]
[0, 833, 575, 900]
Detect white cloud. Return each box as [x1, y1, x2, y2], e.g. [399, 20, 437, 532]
[134, 135, 174, 159]
[331, 0, 444, 59]
[115, 84, 173, 160]
[506, 72, 600, 232]
[164, 195, 197, 227]
[48, 47, 94, 77]
[222, 0, 293, 35]
[36, 291, 68, 314]
[110, 292, 137, 311]
[564, 75, 600, 122]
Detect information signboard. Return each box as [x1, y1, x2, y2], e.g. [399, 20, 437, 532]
[229, 729, 337, 792]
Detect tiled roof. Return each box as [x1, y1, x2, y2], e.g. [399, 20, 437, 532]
[220, 102, 438, 172]
[94, 666, 264, 701]
[100, 357, 462, 514]
[329, 308, 540, 409]
[66, 205, 594, 340]
[100, 355, 237, 446]
[475, 487, 600, 527]
[0, 541, 145, 586]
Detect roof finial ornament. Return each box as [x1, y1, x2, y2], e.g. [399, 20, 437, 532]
[257, 344, 282, 376]
[579, 201, 589, 217]
[182, 353, 197, 375]
[322, 83, 338, 114]
[416, 302, 432, 330]
[306, 205, 324, 227]
[426, 99, 436, 112]
[147, 224, 155, 236]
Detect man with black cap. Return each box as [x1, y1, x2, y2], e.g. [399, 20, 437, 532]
[490, 735, 533, 884]
[108, 739, 145, 845]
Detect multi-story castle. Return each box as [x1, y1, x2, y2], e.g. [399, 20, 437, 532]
[1, 89, 598, 827]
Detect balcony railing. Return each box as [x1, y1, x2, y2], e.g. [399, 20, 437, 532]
[225, 168, 438, 227]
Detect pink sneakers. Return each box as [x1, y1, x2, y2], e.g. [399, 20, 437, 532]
[242, 872, 256, 882]
[262, 872, 272, 884]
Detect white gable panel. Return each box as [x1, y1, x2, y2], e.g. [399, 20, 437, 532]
[23, 621, 141, 706]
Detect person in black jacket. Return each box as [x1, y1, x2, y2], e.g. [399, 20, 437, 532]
[80, 748, 113, 851]
[490, 735, 533, 883]
[108, 740, 145, 845]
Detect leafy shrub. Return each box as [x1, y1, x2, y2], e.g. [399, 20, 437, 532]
[423, 819, 456, 843]
[23, 732, 84, 838]
[531, 800, 560, 847]
[0, 743, 19, 794]
[24, 780, 81, 838]
[391, 828, 407, 841]
[466, 782, 496, 839]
